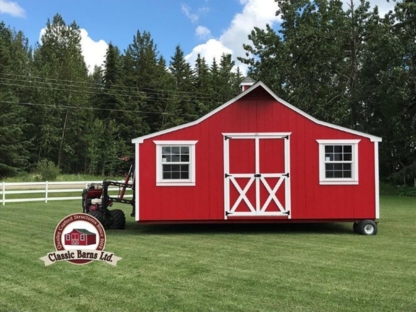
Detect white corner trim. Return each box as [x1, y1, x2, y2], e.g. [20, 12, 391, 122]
[374, 141, 380, 219]
[154, 141, 198, 187]
[134, 143, 139, 221]
[317, 140, 360, 185]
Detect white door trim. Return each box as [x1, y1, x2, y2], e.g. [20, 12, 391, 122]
[223, 133, 291, 219]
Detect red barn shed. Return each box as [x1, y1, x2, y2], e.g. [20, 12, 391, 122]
[64, 229, 96, 246]
[131, 81, 382, 235]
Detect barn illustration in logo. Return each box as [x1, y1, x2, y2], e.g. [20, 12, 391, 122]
[64, 229, 96, 246]
[40, 213, 122, 266]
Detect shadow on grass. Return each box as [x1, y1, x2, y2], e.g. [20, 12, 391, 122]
[110, 220, 353, 236]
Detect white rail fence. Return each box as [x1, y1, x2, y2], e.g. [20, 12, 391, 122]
[1, 181, 132, 205]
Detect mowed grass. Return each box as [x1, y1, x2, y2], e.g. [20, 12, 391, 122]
[0, 197, 415, 312]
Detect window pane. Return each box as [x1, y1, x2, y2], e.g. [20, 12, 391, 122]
[164, 155, 172, 162]
[334, 171, 343, 178]
[172, 172, 180, 179]
[334, 164, 343, 170]
[164, 165, 172, 171]
[334, 153, 343, 161]
[325, 146, 333, 153]
[334, 146, 342, 153]
[181, 155, 189, 162]
[343, 171, 351, 178]
[163, 172, 171, 179]
[181, 146, 189, 154]
[172, 155, 180, 162]
[171, 165, 180, 171]
[162, 146, 171, 155]
[172, 146, 180, 154]
[325, 153, 333, 161]
[181, 172, 189, 179]
[326, 164, 334, 171]
[180, 165, 188, 171]
[344, 145, 352, 153]
[344, 153, 352, 161]
[343, 163, 351, 170]
[326, 171, 334, 178]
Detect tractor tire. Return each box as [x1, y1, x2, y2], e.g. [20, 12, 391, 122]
[88, 210, 106, 228]
[110, 209, 126, 230]
[358, 220, 378, 235]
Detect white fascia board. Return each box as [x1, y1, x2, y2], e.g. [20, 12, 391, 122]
[131, 85, 255, 144]
[258, 83, 382, 142]
[132, 81, 382, 144]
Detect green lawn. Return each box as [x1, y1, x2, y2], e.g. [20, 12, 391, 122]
[0, 196, 415, 312]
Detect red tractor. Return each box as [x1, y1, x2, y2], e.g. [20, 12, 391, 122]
[81, 159, 134, 229]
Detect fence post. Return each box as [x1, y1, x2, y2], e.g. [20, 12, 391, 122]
[2, 182, 5, 206]
[45, 181, 48, 203]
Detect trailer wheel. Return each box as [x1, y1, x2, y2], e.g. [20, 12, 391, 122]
[88, 210, 105, 227]
[353, 222, 359, 234]
[358, 220, 378, 235]
[110, 209, 126, 230]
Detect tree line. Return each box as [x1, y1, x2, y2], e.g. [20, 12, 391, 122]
[1, 0, 415, 186]
[0, 14, 243, 177]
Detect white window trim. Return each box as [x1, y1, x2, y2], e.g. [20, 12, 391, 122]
[154, 140, 198, 186]
[317, 139, 360, 185]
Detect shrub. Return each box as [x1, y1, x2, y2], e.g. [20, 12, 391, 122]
[398, 185, 416, 197]
[36, 159, 60, 181]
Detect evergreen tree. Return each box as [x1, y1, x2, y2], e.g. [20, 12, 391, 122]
[0, 23, 29, 177]
[30, 14, 90, 172]
[169, 45, 195, 123]
[193, 54, 211, 116]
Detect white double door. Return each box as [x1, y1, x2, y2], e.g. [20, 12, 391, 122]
[224, 133, 291, 218]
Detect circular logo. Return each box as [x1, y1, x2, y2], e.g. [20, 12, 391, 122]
[53, 213, 106, 265]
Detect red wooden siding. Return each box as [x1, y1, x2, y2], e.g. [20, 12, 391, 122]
[138, 87, 375, 222]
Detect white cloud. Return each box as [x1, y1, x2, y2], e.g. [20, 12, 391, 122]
[185, 0, 396, 73]
[185, 0, 279, 72]
[343, 0, 396, 17]
[39, 28, 108, 74]
[79, 29, 108, 74]
[198, 6, 210, 14]
[181, 3, 210, 23]
[185, 39, 232, 66]
[0, 0, 25, 18]
[195, 26, 211, 40]
[181, 4, 199, 23]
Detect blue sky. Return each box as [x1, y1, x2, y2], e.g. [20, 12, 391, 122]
[0, 0, 395, 74]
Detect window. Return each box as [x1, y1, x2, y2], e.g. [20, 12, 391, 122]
[65, 234, 70, 241]
[80, 234, 85, 241]
[154, 141, 198, 186]
[317, 140, 360, 185]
